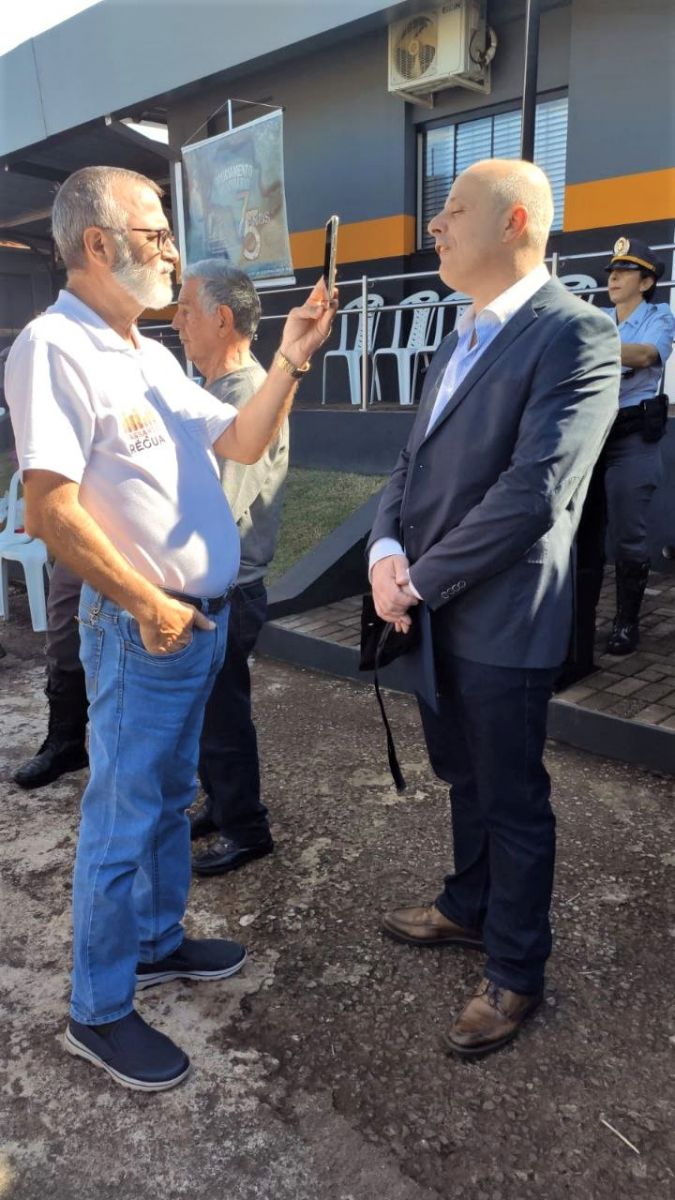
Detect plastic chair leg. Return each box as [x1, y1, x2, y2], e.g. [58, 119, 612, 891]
[397, 356, 412, 405]
[0, 557, 8, 620]
[348, 356, 362, 406]
[369, 358, 383, 404]
[24, 559, 49, 632]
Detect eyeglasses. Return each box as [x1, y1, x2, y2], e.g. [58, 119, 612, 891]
[130, 227, 177, 250]
[100, 226, 177, 250]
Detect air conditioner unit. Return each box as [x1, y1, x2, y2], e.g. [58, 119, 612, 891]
[388, 1, 495, 105]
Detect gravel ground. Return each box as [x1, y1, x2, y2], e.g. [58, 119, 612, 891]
[1, 588, 674, 1200]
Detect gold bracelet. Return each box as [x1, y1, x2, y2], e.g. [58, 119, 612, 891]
[275, 350, 310, 379]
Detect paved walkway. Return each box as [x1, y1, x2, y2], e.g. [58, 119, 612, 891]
[271, 568, 675, 735]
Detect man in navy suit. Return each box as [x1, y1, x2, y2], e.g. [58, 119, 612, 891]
[368, 159, 620, 1059]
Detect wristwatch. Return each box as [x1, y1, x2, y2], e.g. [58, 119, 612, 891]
[275, 350, 310, 379]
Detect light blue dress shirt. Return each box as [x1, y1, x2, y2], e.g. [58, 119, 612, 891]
[598, 300, 674, 409]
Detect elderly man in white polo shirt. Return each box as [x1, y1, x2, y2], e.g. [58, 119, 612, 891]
[5, 165, 335, 1092]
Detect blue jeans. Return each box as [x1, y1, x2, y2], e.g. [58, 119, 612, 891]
[71, 583, 229, 1025]
[419, 655, 557, 995]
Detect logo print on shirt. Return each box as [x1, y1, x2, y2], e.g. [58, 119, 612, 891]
[123, 406, 167, 455]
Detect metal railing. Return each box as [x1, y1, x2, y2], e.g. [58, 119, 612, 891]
[143, 241, 675, 409]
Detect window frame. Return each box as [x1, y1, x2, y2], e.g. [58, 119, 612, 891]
[416, 88, 569, 250]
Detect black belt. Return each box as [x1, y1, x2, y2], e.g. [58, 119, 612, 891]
[163, 584, 235, 615]
[610, 395, 668, 443]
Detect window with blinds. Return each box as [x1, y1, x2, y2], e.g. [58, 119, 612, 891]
[419, 96, 568, 248]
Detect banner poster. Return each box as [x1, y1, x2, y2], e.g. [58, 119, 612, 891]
[181, 110, 294, 283]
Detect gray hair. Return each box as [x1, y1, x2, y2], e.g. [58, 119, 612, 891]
[52, 166, 163, 269]
[182, 260, 261, 338]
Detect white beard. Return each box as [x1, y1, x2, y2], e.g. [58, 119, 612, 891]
[112, 247, 174, 310]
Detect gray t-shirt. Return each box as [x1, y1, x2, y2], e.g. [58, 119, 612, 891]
[208, 359, 289, 584]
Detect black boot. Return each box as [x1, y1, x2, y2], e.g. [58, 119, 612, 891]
[606, 560, 650, 656]
[13, 670, 89, 789]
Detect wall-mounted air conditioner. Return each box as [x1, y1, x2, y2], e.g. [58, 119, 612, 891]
[388, 1, 497, 106]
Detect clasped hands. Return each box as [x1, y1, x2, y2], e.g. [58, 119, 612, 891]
[371, 554, 419, 634]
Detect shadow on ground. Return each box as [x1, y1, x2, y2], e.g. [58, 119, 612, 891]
[1, 586, 674, 1199]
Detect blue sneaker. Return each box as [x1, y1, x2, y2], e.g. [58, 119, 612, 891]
[65, 1009, 190, 1091]
[135, 936, 247, 990]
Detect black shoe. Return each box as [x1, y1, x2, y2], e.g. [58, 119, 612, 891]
[13, 735, 89, 789]
[192, 835, 274, 877]
[135, 936, 247, 990]
[606, 619, 639, 656]
[189, 805, 218, 841]
[606, 559, 650, 656]
[65, 1009, 190, 1091]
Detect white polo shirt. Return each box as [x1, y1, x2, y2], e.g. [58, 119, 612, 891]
[6, 290, 241, 597]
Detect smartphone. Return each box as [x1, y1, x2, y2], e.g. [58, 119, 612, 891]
[322, 215, 339, 298]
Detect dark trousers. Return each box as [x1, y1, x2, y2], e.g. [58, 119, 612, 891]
[604, 431, 662, 560]
[198, 579, 270, 842]
[563, 431, 662, 680]
[419, 655, 557, 995]
[46, 560, 84, 682]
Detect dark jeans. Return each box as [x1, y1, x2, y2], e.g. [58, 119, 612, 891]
[198, 579, 270, 843]
[419, 655, 557, 995]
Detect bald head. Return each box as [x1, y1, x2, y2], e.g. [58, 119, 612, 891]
[464, 158, 554, 252]
[428, 157, 554, 305]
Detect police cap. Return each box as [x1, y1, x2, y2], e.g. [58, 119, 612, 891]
[605, 236, 664, 279]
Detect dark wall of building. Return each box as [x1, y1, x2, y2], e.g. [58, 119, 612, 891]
[566, 0, 675, 185]
[410, 0, 572, 127]
[167, 2, 575, 249]
[168, 28, 411, 236]
[0, 247, 55, 350]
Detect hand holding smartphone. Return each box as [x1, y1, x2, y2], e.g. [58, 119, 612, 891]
[323, 215, 339, 299]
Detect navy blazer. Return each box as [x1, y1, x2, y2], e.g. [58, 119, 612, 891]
[368, 278, 621, 669]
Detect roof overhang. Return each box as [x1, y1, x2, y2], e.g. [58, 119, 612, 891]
[0, 118, 178, 254]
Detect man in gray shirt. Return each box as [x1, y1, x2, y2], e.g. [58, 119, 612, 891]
[172, 261, 288, 874]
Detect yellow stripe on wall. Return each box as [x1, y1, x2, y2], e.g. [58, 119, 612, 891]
[564, 168, 675, 232]
[290, 214, 416, 269]
[141, 214, 416, 316]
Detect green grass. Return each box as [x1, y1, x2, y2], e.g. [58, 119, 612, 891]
[0, 453, 385, 578]
[268, 468, 387, 583]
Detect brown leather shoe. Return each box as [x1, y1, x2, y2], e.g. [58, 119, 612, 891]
[381, 903, 484, 950]
[445, 977, 542, 1059]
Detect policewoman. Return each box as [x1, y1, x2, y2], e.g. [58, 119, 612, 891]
[564, 236, 675, 683]
[598, 237, 674, 653]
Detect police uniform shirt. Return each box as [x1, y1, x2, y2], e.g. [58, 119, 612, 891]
[598, 299, 675, 409]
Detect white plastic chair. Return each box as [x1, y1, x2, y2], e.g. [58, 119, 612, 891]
[370, 289, 439, 406]
[0, 470, 51, 632]
[558, 273, 598, 303]
[410, 292, 472, 403]
[321, 294, 384, 406]
[0, 471, 30, 549]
